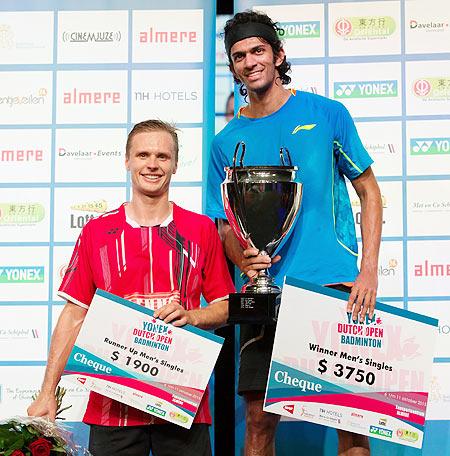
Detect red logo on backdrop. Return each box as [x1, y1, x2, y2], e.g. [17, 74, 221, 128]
[77, 377, 86, 384]
[335, 18, 352, 36]
[283, 404, 295, 414]
[413, 79, 431, 97]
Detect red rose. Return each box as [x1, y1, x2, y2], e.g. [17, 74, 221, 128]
[11, 451, 25, 456]
[29, 437, 53, 456]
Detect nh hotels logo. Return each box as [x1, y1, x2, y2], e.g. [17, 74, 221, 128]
[334, 80, 398, 99]
[410, 137, 450, 155]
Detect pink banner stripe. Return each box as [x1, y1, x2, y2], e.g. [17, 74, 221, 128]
[266, 392, 425, 426]
[66, 371, 200, 414]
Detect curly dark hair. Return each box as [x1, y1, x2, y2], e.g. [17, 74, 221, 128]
[224, 10, 291, 97]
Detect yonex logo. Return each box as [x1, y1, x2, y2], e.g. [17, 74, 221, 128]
[410, 138, 450, 155]
[278, 21, 320, 39]
[0, 266, 44, 283]
[334, 81, 397, 98]
[292, 124, 316, 134]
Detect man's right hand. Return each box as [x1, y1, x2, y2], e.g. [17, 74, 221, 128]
[241, 247, 280, 279]
[27, 391, 57, 421]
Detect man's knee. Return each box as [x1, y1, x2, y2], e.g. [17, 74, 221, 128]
[245, 396, 279, 436]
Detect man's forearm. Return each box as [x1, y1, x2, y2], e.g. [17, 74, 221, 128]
[188, 299, 229, 330]
[218, 218, 244, 269]
[40, 302, 87, 394]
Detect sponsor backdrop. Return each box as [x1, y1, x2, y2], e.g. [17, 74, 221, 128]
[232, 0, 450, 455]
[0, 0, 214, 449]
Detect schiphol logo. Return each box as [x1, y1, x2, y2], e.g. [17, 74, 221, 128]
[334, 16, 396, 38]
[277, 21, 320, 39]
[413, 78, 450, 99]
[0, 88, 48, 108]
[410, 137, 450, 156]
[0, 266, 45, 283]
[0, 202, 45, 224]
[334, 80, 398, 99]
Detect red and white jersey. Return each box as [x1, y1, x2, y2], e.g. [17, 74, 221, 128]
[58, 203, 235, 426]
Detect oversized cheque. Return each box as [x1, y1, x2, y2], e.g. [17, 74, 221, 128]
[63, 289, 224, 429]
[264, 278, 438, 448]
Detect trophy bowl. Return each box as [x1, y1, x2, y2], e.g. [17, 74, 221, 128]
[221, 145, 302, 324]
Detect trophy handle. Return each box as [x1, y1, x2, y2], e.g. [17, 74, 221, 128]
[279, 147, 292, 166]
[231, 142, 250, 241]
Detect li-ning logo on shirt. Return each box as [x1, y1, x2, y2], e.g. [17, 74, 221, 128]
[292, 124, 316, 134]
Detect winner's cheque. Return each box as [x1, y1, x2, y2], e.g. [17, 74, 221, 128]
[63, 289, 224, 429]
[263, 278, 438, 448]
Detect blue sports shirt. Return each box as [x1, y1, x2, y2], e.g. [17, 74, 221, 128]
[206, 90, 373, 286]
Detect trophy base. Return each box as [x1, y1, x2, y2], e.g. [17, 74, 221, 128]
[227, 292, 280, 325]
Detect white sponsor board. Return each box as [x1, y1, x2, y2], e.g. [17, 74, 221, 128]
[0, 247, 49, 301]
[349, 181, 403, 238]
[0, 306, 47, 361]
[56, 70, 127, 124]
[0, 129, 51, 183]
[408, 301, 450, 359]
[58, 10, 128, 63]
[426, 363, 450, 420]
[407, 240, 450, 297]
[53, 187, 126, 243]
[406, 60, 450, 116]
[406, 119, 450, 176]
[0, 71, 52, 125]
[356, 121, 402, 177]
[0, 366, 88, 421]
[132, 69, 203, 124]
[172, 128, 203, 183]
[55, 128, 127, 183]
[329, 62, 401, 117]
[0, 187, 50, 242]
[329, 1, 401, 56]
[405, 0, 450, 54]
[169, 186, 202, 214]
[257, 4, 324, 58]
[0, 11, 53, 64]
[407, 180, 450, 236]
[132, 9, 203, 63]
[288, 65, 325, 96]
[52, 246, 76, 302]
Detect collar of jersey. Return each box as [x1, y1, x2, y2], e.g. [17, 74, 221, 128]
[123, 202, 174, 228]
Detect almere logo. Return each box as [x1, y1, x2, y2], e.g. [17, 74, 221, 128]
[0, 266, 45, 283]
[334, 16, 396, 38]
[277, 21, 320, 39]
[410, 138, 450, 155]
[334, 80, 398, 99]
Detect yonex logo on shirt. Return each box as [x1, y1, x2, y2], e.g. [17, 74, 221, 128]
[292, 124, 316, 134]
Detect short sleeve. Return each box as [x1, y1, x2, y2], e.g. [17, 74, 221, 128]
[57, 224, 96, 309]
[333, 103, 373, 181]
[205, 138, 227, 220]
[201, 219, 235, 304]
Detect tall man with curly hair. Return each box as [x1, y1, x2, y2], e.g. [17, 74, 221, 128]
[206, 10, 383, 456]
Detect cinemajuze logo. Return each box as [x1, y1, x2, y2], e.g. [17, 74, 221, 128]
[334, 80, 398, 99]
[62, 30, 122, 43]
[409, 19, 449, 31]
[277, 21, 320, 39]
[410, 137, 450, 156]
[0, 203, 45, 224]
[139, 27, 198, 43]
[413, 78, 450, 99]
[0, 266, 45, 283]
[335, 16, 396, 38]
[0, 88, 48, 108]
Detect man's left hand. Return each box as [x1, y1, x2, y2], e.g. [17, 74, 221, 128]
[347, 269, 378, 322]
[154, 303, 196, 327]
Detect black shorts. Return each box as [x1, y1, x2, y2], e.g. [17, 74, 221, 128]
[88, 423, 211, 456]
[238, 284, 352, 395]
